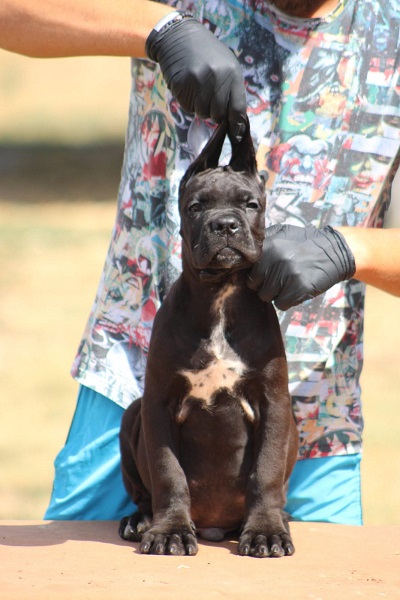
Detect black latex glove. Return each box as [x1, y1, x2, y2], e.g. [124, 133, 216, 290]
[247, 224, 356, 311]
[146, 16, 247, 143]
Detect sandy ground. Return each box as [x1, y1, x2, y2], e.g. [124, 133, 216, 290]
[0, 521, 399, 599]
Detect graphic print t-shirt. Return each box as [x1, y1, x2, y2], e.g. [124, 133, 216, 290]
[72, 0, 400, 459]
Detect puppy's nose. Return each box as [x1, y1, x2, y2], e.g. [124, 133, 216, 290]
[210, 215, 240, 235]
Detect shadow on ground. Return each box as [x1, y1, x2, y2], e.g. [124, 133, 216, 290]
[0, 142, 125, 202]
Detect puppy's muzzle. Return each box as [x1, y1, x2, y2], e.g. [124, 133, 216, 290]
[209, 213, 240, 236]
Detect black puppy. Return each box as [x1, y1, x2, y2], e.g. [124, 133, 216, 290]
[119, 119, 298, 558]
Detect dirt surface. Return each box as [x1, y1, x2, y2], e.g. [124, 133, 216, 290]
[0, 521, 399, 599]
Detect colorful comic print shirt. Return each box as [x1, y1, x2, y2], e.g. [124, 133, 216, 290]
[72, 0, 400, 460]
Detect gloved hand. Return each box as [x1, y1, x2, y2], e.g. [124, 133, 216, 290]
[146, 14, 247, 143]
[247, 224, 356, 310]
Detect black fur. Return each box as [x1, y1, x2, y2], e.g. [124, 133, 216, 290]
[119, 118, 298, 558]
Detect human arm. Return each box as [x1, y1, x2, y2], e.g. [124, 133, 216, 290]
[337, 227, 400, 297]
[0, 0, 173, 58]
[0, 0, 247, 140]
[247, 224, 400, 311]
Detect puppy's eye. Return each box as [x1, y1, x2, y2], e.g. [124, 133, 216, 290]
[246, 199, 259, 210]
[188, 201, 202, 213]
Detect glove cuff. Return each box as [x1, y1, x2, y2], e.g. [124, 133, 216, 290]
[146, 10, 194, 61]
[326, 226, 356, 281]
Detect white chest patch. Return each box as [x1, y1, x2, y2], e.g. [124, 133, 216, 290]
[177, 284, 254, 423]
[180, 356, 244, 404]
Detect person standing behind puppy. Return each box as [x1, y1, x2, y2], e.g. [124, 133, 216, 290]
[1, 0, 399, 524]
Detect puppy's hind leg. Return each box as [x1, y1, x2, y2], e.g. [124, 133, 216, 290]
[119, 511, 152, 542]
[119, 399, 153, 542]
[119, 457, 153, 543]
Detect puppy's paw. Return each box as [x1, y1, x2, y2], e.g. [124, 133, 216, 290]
[238, 529, 295, 558]
[119, 512, 152, 542]
[139, 522, 198, 556]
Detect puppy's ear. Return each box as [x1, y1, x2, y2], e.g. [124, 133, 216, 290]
[229, 116, 258, 175]
[179, 120, 228, 190]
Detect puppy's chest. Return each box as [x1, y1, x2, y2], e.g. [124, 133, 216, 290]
[177, 286, 254, 423]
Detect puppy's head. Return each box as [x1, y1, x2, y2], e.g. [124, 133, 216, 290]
[179, 118, 266, 281]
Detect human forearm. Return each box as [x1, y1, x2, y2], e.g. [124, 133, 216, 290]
[337, 227, 400, 297]
[0, 1, 247, 143]
[0, 0, 173, 57]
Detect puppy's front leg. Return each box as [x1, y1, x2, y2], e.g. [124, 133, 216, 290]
[239, 366, 298, 558]
[139, 398, 198, 556]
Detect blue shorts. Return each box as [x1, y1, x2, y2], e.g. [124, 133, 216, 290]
[44, 386, 363, 525]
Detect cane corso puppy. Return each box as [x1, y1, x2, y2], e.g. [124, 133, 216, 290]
[119, 119, 298, 558]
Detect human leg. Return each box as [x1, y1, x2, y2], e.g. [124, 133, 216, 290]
[285, 454, 363, 525]
[45, 386, 363, 524]
[44, 385, 136, 520]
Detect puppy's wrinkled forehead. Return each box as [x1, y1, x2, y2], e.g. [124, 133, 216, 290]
[179, 166, 265, 211]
